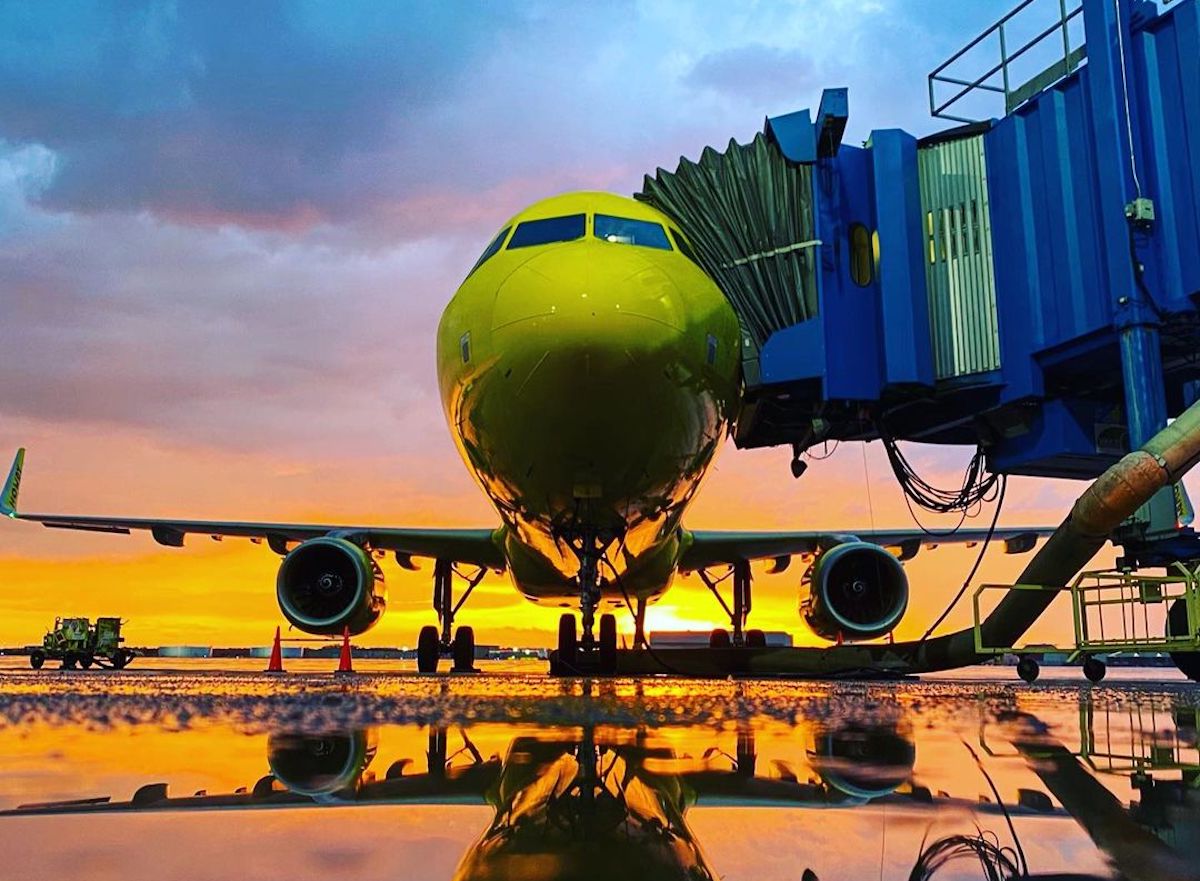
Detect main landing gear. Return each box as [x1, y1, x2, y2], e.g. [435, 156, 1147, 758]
[415, 559, 486, 674]
[698, 560, 767, 648]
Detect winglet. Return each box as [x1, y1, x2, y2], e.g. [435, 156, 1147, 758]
[2, 448, 25, 517]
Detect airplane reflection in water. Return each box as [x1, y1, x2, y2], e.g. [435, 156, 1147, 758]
[8, 703, 1200, 881]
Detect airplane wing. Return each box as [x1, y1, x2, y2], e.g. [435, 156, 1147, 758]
[679, 525, 1052, 571]
[1, 449, 505, 570]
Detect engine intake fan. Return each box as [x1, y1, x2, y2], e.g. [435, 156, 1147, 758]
[276, 536, 386, 635]
[800, 541, 908, 641]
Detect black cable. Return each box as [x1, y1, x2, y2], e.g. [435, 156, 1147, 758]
[908, 830, 1022, 881]
[917, 475, 1007, 645]
[878, 425, 1001, 537]
[959, 737, 1029, 877]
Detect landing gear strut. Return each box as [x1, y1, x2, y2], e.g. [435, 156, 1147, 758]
[553, 528, 620, 674]
[416, 558, 485, 674]
[699, 560, 755, 647]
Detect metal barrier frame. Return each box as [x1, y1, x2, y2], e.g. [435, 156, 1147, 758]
[972, 563, 1200, 658]
[929, 0, 1085, 123]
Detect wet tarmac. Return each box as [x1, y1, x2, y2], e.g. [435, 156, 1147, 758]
[1, 659, 1198, 880]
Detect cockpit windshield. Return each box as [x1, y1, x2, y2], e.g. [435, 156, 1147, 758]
[466, 225, 511, 278]
[594, 214, 672, 250]
[507, 214, 586, 249]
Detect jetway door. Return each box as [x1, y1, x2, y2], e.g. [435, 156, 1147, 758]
[918, 132, 1001, 380]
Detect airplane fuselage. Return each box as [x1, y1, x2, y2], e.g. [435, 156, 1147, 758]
[437, 192, 741, 605]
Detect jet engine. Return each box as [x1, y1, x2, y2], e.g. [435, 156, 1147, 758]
[267, 730, 377, 797]
[799, 541, 908, 642]
[276, 536, 386, 635]
[809, 720, 916, 801]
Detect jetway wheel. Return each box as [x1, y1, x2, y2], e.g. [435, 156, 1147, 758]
[1167, 599, 1200, 682]
[452, 626, 475, 673]
[416, 625, 439, 674]
[1082, 656, 1106, 683]
[598, 614, 617, 673]
[557, 614, 577, 670]
[1017, 656, 1040, 684]
[709, 629, 731, 649]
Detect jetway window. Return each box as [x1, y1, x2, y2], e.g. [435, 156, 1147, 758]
[507, 214, 585, 249]
[594, 214, 672, 250]
[849, 223, 873, 287]
[467, 225, 511, 278]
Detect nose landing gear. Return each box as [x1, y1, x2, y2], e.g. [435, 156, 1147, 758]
[551, 528, 621, 675]
[415, 559, 486, 674]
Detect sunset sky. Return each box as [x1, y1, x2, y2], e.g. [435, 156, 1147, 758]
[0, 1, 1161, 649]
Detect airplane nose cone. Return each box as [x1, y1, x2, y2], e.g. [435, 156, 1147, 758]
[490, 243, 687, 338]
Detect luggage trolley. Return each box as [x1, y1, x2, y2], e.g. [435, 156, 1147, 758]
[972, 563, 1200, 683]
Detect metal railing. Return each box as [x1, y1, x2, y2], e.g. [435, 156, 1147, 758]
[929, 0, 1086, 123]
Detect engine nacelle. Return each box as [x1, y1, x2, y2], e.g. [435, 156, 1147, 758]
[267, 730, 377, 797]
[800, 541, 908, 642]
[276, 536, 386, 635]
[809, 720, 916, 801]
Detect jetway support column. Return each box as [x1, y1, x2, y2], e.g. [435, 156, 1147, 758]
[1084, 0, 1175, 546]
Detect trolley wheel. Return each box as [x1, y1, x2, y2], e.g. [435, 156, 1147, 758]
[452, 626, 476, 673]
[416, 625, 440, 674]
[79, 654, 94, 670]
[598, 613, 618, 673]
[746, 628, 767, 648]
[709, 628, 731, 649]
[1017, 655, 1040, 684]
[1167, 598, 1200, 682]
[1082, 655, 1106, 683]
[29, 650, 44, 670]
[557, 614, 578, 671]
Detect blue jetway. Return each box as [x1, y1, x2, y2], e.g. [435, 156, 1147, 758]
[640, 0, 1200, 564]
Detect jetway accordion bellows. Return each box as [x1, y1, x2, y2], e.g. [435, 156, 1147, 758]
[638, 133, 818, 350]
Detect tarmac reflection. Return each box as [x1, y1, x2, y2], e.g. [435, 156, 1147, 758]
[2, 677, 1200, 880]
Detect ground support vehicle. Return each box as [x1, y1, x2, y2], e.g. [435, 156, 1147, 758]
[29, 616, 134, 670]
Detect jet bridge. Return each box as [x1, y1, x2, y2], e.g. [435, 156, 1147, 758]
[638, 0, 1200, 564]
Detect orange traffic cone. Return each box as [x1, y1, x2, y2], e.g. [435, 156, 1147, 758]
[265, 626, 284, 673]
[335, 626, 354, 675]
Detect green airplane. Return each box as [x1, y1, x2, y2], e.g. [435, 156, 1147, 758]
[0, 191, 1045, 673]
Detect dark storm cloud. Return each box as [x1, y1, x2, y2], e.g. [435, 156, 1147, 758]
[0, 1, 516, 229]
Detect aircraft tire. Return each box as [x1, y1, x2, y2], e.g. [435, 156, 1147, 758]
[557, 614, 577, 671]
[709, 628, 731, 649]
[452, 626, 476, 673]
[1016, 655, 1039, 684]
[1167, 598, 1200, 682]
[29, 650, 44, 670]
[1082, 655, 1106, 683]
[598, 614, 617, 673]
[417, 626, 440, 674]
[746, 629, 766, 648]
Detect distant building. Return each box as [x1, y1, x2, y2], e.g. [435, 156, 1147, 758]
[157, 645, 211, 658]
